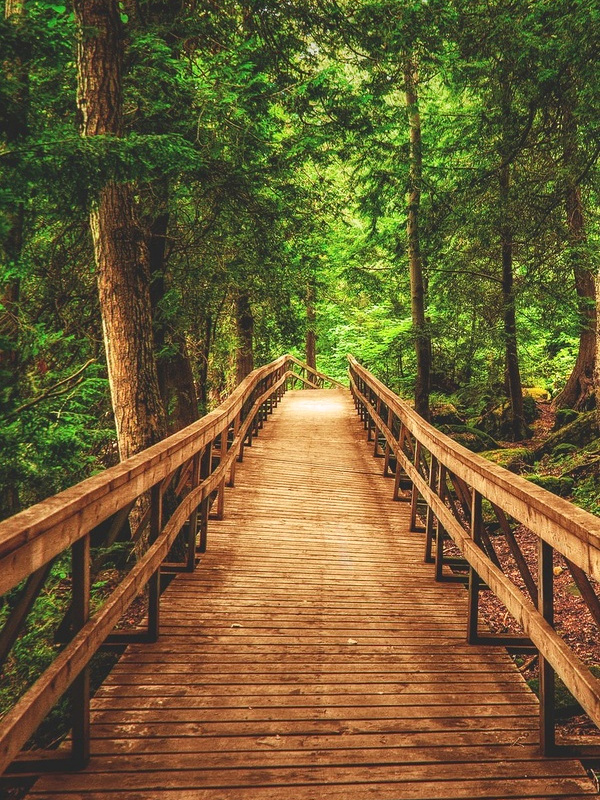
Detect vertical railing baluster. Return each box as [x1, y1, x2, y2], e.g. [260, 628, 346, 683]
[372, 397, 381, 453]
[539, 539, 555, 755]
[424, 455, 438, 564]
[198, 442, 212, 554]
[186, 452, 201, 571]
[467, 489, 483, 644]
[409, 442, 422, 532]
[383, 407, 392, 477]
[216, 429, 227, 520]
[232, 412, 242, 471]
[392, 423, 407, 501]
[148, 483, 162, 641]
[435, 464, 447, 582]
[71, 533, 90, 766]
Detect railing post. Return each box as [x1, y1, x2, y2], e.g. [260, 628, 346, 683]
[148, 483, 162, 641]
[409, 442, 422, 532]
[216, 429, 227, 520]
[186, 452, 201, 571]
[383, 408, 393, 476]
[71, 533, 90, 767]
[366, 390, 374, 440]
[373, 398, 382, 456]
[435, 464, 447, 582]
[424, 455, 438, 563]
[392, 424, 409, 502]
[539, 539, 556, 755]
[233, 412, 243, 470]
[198, 442, 212, 554]
[467, 489, 483, 644]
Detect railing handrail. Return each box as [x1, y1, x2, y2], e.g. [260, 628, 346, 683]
[348, 355, 600, 745]
[0, 356, 288, 595]
[0, 353, 343, 775]
[287, 354, 346, 389]
[348, 355, 600, 578]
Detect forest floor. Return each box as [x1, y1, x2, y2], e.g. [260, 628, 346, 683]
[474, 399, 600, 744]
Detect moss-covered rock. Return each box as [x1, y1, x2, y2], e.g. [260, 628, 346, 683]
[522, 395, 539, 423]
[431, 402, 465, 426]
[527, 474, 575, 497]
[551, 442, 578, 458]
[475, 400, 534, 440]
[523, 387, 551, 401]
[480, 447, 533, 473]
[554, 408, 579, 430]
[442, 425, 500, 453]
[534, 411, 599, 458]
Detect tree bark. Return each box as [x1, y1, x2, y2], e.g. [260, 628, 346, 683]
[147, 185, 199, 433]
[306, 279, 316, 371]
[596, 275, 600, 428]
[1, 0, 27, 374]
[499, 163, 526, 440]
[0, 209, 22, 372]
[553, 85, 596, 411]
[404, 57, 430, 420]
[74, 0, 166, 461]
[197, 315, 212, 411]
[235, 293, 254, 385]
[497, 71, 526, 441]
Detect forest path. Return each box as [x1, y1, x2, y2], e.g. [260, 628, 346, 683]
[28, 389, 596, 799]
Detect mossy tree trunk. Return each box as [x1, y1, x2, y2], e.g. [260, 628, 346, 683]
[553, 79, 596, 412]
[147, 181, 198, 433]
[74, 0, 166, 461]
[404, 56, 430, 421]
[235, 293, 254, 385]
[1, 0, 27, 376]
[306, 278, 316, 371]
[498, 75, 526, 441]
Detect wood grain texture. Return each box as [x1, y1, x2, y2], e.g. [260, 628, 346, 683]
[27, 390, 597, 799]
[349, 363, 600, 731]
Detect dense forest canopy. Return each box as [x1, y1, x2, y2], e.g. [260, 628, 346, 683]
[1, 0, 600, 520]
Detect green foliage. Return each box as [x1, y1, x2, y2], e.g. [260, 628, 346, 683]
[0, 360, 114, 520]
[527, 473, 575, 497]
[480, 447, 533, 473]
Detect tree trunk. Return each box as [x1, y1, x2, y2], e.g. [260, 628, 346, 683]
[404, 57, 430, 420]
[235, 293, 254, 385]
[306, 279, 316, 371]
[499, 163, 526, 440]
[0, 210, 22, 372]
[74, 0, 166, 461]
[1, 0, 27, 374]
[147, 185, 198, 433]
[197, 315, 212, 411]
[553, 85, 596, 411]
[596, 275, 600, 428]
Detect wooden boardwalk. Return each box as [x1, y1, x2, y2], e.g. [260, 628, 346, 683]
[28, 389, 597, 799]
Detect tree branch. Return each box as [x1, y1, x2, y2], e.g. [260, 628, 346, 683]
[7, 359, 97, 419]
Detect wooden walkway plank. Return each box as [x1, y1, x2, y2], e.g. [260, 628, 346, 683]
[27, 389, 597, 799]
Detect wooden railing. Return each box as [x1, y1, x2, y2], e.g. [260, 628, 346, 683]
[349, 356, 600, 757]
[287, 355, 346, 390]
[0, 355, 341, 778]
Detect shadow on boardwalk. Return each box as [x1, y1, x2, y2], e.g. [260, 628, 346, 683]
[28, 390, 597, 799]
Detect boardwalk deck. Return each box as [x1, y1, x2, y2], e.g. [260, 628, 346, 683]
[28, 389, 597, 799]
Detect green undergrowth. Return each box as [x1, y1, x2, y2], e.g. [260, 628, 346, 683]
[432, 386, 599, 518]
[0, 551, 129, 751]
[527, 665, 600, 720]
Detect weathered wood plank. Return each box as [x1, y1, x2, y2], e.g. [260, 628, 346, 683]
[26, 390, 597, 799]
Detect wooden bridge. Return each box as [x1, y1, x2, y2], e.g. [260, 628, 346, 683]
[2, 355, 600, 798]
